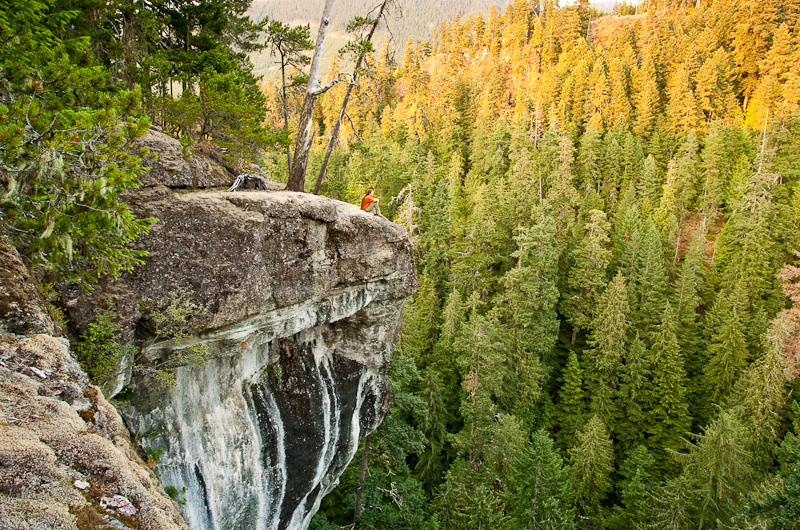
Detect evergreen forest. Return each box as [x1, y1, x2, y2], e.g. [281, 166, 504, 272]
[301, 1, 800, 528]
[3, 0, 800, 528]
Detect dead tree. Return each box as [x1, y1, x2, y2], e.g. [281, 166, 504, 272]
[313, 1, 392, 194]
[287, 0, 339, 192]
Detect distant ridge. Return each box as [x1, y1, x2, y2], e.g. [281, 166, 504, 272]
[247, 1, 635, 79]
[247, 0, 513, 77]
[248, 0, 514, 42]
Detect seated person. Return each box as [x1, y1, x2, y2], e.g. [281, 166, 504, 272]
[360, 187, 382, 216]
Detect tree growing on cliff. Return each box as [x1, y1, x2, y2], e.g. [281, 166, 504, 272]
[137, 290, 209, 388]
[76, 305, 137, 391]
[0, 0, 153, 285]
[313, 0, 394, 194]
[265, 19, 313, 170]
[287, 0, 339, 192]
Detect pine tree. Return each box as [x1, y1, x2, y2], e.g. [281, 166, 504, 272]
[501, 212, 560, 427]
[463, 484, 512, 529]
[401, 271, 440, 364]
[666, 61, 702, 133]
[510, 0, 532, 49]
[544, 135, 581, 239]
[569, 415, 615, 517]
[637, 154, 662, 214]
[608, 58, 633, 127]
[601, 130, 624, 204]
[473, 13, 486, 46]
[611, 445, 656, 529]
[506, 430, 577, 529]
[630, 222, 669, 336]
[555, 351, 585, 450]
[577, 125, 604, 196]
[633, 50, 662, 135]
[0, 0, 153, 285]
[653, 160, 681, 255]
[731, 0, 781, 107]
[671, 225, 707, 420]
[695, 47, 737, 123]
[715, 151, 793, 318]
[616, 334, 651, 452]
[560, 209, 612, 344]
[673, 132, 701, 213]
[264, 19, 312, 168]
[699, 122, 728, 214]
[585, 272, 631, 422]
[610, 202, 643, 280]
[674, 411, 754, 527]
[761, 22, 796, 85]
[508, 122, 540, 216]
[415, 368, 449, 493]
[702, 307, 749, 411]
[483, 413, 529, 495]
[620, 131, 644, 194]
[451, 179, 514, 301]
[452, 311, 511, 463]
[486, 4, 502, 54]
[729, 314, 796, 450]
[646, 303, 690, 469]
[586, 57, 610, 130]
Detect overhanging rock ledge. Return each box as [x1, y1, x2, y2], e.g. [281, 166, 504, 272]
[67, 133, 417, 530]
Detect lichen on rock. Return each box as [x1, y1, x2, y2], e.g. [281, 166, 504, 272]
[0, 239, 188, 530]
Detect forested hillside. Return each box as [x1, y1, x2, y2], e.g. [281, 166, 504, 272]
[286, 0, 800, 527]
[247, 0, 515, 78]
[4, 0, 800, 528]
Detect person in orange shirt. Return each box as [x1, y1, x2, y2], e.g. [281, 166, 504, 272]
[360, 187, 382, 216]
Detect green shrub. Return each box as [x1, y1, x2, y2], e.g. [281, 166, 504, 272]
[75, 306, 135, 388]
[138, 290, 209, 388]
[165, 485, 187, 505]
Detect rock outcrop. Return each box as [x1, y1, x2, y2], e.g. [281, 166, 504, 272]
[0, 239, 188, 530]
[135, 130, 234, 190]
[64, 131, 417, 529]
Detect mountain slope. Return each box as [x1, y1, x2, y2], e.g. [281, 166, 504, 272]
[248, 0, 513, 77]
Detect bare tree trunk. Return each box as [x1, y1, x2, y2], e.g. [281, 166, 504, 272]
[281, 55, 291, 171]
[353, 434, 371, 521]
[313, 1, 389, 195]
[759, 108, 769, 173]
[287, 0, 337, 192]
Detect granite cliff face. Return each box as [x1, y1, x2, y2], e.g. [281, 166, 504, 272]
[65, 132, 417, 529]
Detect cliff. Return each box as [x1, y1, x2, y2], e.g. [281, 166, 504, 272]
[0, 238, 188, 529]
[1, 131, 415, 529]
[63, 131, 417, 529]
